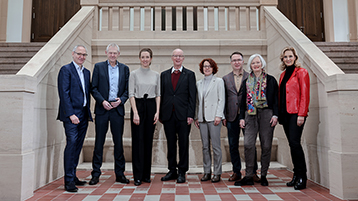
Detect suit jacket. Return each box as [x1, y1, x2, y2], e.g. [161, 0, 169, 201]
[91, 60, 129, 116]
[195, 75, 225, 122]
[57, 62, 92, 122]
[222, 70, 249, 122]
[160, 66, 196, 121]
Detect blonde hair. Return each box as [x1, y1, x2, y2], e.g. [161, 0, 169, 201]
[279, 47, 301, 71]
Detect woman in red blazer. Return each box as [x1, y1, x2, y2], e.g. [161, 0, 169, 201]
[278, 47, 310, 190]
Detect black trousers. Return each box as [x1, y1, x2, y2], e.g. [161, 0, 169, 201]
[131, 98, 156, 181]
[163, 113, 191, 174]
[282, 113, 307, 177]
[92, 109, 125, 177]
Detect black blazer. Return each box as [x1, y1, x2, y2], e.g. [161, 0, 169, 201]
[57, 62, 92, 122]
[239, 73, 278, 120]
[160, 67, 197, 121]
[91, 60, 129, 116]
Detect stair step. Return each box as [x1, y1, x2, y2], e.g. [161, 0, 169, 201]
[0, 52, 37, 57]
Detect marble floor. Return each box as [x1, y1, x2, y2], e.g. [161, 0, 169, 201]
[25, 162, 354, 201]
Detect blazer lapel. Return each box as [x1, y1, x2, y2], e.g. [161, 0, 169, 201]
[104, 61, 109, 86]
[117, 61, 123, 91]
[205, 76, 216, 98]
[228, 72, 237, 93]
[69, 62, 84, 93]
[174, 67, 186, 92]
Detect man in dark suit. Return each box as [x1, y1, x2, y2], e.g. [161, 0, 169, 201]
[89, 43, 130, 185]
[222, 52, 259, 182]
[160, 48, 196, 183]
[57, 45, 93, 192]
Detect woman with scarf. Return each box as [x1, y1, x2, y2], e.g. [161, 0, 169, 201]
[279, 47, 310, 190]
[235, 54, 278, 187]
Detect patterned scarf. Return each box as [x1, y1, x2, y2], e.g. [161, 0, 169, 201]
[246, 70, 268, 115]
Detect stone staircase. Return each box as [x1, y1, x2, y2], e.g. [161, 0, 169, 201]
[315, 42, 358, 74]
[0, 42, 45, 74]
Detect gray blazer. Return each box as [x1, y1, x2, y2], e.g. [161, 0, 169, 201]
[195, 75, 225, 122]
[222, 70, 249, 122]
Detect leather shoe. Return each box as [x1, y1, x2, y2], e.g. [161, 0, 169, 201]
[89, 176, 99, 185]
[260, 176, 268, 186]
[65, 181, 78, 192]
[177, 173, 186, 183]
[142, 178, 151, 183]
[286, 175, 298, 186]
[74, 177, 86, 186]
[211, 175, 221, 183]
[134, 180, 142, 186]
[234, 176, 254, 186]
[253, 174, 261, 183]
[294, 177, 307, 190]
[201, 173, 211, 181]
[161, 171, 178, 181]
[116, 175, 130, 184]
[228, 173, 241, 181]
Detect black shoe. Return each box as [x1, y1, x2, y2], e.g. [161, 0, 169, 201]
[161, 171, 178, 181]
[260, 176, 268, 186]
[65, 181, 78, 192]
[89, 176, 99, 185]
[286, 175, 298, 186]
[211, 175, 221, 183]
[294, 177, 307, 190]
[116, 175, 130, 184]
[142, 178, 151, 183]
[134, 180, 142, 186]
[201, 173, 211, 181]
[74, 177, 87, 186]
[177, 173, 186, 183]
[234, 176, 254, 186]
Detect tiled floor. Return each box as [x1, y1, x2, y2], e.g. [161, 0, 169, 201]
[25, 169, 351, 201]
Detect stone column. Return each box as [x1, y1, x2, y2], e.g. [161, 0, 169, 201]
[0, 75, 36, 201]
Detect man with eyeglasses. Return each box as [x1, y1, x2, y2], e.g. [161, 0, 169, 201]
[160, 48, 196, 183]
[89, 43, 130, 185]
[222, 52, 260, 183]
[57, 45, 93, 192]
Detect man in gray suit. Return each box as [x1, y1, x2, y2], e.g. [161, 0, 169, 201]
[222, 52, 259, 182]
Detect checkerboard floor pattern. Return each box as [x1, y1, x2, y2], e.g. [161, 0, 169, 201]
[25, 169, 351, 201]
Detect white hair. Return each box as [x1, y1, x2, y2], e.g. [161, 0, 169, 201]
[72, 45, 88, 52]
[247, 53, 266, 72]
[106, 43, 120, 52]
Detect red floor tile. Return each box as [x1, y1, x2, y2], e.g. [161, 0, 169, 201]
[24, 169, 351, 201]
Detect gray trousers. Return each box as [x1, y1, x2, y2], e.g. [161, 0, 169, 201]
[199, 121, 222, 175]
[244, 108, 275, 177]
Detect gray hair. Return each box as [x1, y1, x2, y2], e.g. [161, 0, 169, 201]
[72, 45, 88, 52]
[106, 43, 120, 52]
[247, 53, 266, 72]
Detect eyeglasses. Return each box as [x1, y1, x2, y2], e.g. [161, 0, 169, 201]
[172, 55, 184, 58]
[231, 59, 243, 63]
[74, 52, 88, 57]
[203, 65, 212, 68]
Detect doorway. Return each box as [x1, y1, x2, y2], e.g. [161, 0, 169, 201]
[277, 0, 325, 42]
[31, 0, 81, 42]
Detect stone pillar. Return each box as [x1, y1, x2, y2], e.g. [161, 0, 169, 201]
[0, 75, 36, 201]
[326, 74, 358, 199]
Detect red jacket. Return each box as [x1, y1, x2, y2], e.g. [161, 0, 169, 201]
[279, 67, 310, 117]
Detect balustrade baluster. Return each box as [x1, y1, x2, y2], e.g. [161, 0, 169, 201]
[187, 7, 193, 31]
[246, 6, 251, 31]
[108, 7, 113, 31]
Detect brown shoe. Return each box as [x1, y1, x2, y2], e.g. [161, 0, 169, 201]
[228, 173, 241, 181]
[201, 173, 211, 181]
[253, 174, 261, 183]
[211, 175, 221, 183]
